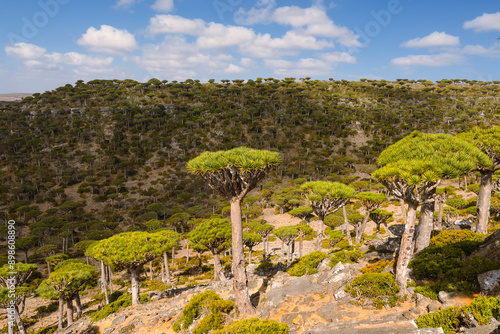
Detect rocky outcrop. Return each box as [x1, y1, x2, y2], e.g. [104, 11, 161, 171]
[472, 230, 500, 262]
[478, 269, 500, 297]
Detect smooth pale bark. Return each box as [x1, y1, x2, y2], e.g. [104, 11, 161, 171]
[477, 170, 494, 234]
[414, 200, 435, 253]
[149, 261, 153, 280]
[213, 253, 225, 281]
[343, 206, 353, 246]
[299, 234, 304, 258]
[316, 219, 324, 250]
[58, 296, 64, 330]
[163, 252, 171, 285]
[74, 293, 82, 318]
[47, 262, 51, 276]
[198, 252, 203, 272]
[14, 306, 26, 334]
[230, 199, 255, 314]
[7, 313, 13, 334]
[356, 213, 371, 244]
[108, 265, 113, 294]
[66, 299, 74, 326]
[395, 203, 417, 294]
[100, 261, 109, 305]
[130, 267, 140, 306]
[435, 198, 444, 231]
[185, 240, 190, 265]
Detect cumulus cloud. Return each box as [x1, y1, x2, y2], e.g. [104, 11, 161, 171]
[319, 51, 356, 64]
[114, 0, 141, 9]
[197, 23, 256, 49]
[148, 15, 205, 35]
[463, 12, 500, 32]
[391, 53, 465, 67]
[234, 0, 276, 25]
[130, 36, 247, 79]
[5, 43, 114, 71]
[401, 31, 460, 48]
[264, 58, 332, 76]
[151, 0, 174, 12]
[462, 43, 500, 58]
[77, 25, 138, 55]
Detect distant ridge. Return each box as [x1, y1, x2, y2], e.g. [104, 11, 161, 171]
[0, 93, 32, 102]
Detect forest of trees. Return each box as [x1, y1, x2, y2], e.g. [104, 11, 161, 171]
[0, 78, 499, 333]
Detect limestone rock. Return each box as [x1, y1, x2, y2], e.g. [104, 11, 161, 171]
[478, 269, 500, 297]
[472, 230, 500, 262]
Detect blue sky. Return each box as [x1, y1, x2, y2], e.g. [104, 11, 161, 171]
[1, 0, 499, 93]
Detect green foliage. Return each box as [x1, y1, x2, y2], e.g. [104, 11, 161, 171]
[189, 218, 232, 254]
[31, 325, 58, 334]
[300, 181, 356, 206]
[414, 285, 439, 301]
[173, 290, 235, 333]
[187, 147, 281, 174]
[330, 248, 362, 266]
[416, 296, 500, 333]
[212, 318, 288, 334]
[360, 259, 393, 274]
[287, 251, 328, 276]
[325, 230, 345, 248]
[91, 293, 150, 322]
[446, 196, 469, 210]
[274, 226, 299, 244]
[410, 231, 500, 292]
[416, 307, 462, 334]
[345, 273, 403, 309]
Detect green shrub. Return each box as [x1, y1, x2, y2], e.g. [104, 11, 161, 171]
[173, 290, 235, 333]
[254, 262, 274, 272]
[345, 273, 403, 309]
[410, 232, 500, 293]
[361, 260, 393, 274]
[141, 279, 172, 291]
[31, 325, 57, 334]
[34, 301, 58, 315]
[90, 294, 150, 322]
[414, 285, 439, 301]
[416, 306, 461, 334]
[287, 251, 328, 276]
[212, 318, 288, 334]
[416, 297, 500, 333]
[330, 249, 362, 267]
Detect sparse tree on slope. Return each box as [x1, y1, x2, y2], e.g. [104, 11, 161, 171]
[372, 131, 491, 293]
[86, 231, 163, 306]
[0, 263, 37, 334]
[243, 232, 262, 265]
[457, 126, 500, 234]
[152, 229, 181, 285]
[300, 181, 355, 250]
[274, 226, 299, 263]
[190, 218, 232, 281]
[369, 209, 393, 238]
[356, 192, 387, 243]
[187, 147, 281, 314]
[246, 219, 273, 261]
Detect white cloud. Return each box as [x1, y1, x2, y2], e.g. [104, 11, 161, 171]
[151, 0, 174, 12]
[240, 57, 255, 67]
[391, 53, 465, 67]
[5, 43, 46, 60]
[401, 31, 460, 48]
[319, 51, 356, 64]
[264, 58, 332, 76]
[77, 25, 137, 55]
[130, 36, 246, 79]
[114, 0, 141, 9]
[273, 6, 326, 27]
[462, 43, 500, 58]
[234, 0, 276, 25]
[148, 15, 205, 35]
[463, 12, 500, 32]
[197, 23, 256, 49]
[5, 43, 114, 71]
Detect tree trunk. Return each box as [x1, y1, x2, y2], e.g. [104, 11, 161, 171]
[185, 240, 190, 265]
[248, 247, 252, 265]
[395, 202, 417, 294]
[213, 252, 225, 281]
[108, 265, 113, 294]
[100, 261, 109, 304]
[130, 266, 140, 306]
[58, 296, 64, 330]
[435, 198, 444, 231]
[198, 252, 202, 272]
[415, 199, 435, 253]
[14, 306, 26, 334]
[343, 206, 353, 246]
[316, 219, 324, 250]
[7, 312, 14, 334]
[164, 252, 171, 285]
[47, 262, 51, 276]
[299, 235, 303, 258]
[229, 199, 255, 314]
[74, 293, 82, 318]
[356, 213, 370, 244]
[477, 170, 494, 234]
[149, 261, 153, 280]
[66, 299, 74, 326]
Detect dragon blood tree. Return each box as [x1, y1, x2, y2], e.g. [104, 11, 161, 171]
[86, 231, 164, 306]
[458, 126, 500, 234]
[187, 147, 281, 314]
[300, 181, 356, 250]
[372, 131, 491, 293]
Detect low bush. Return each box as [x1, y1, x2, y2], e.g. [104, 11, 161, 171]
[330, 249, 362, 267]
[345, 273, 404, 309]
[212, 318, 288, 334]
[287, 251, 328, 276]
[416, 297, 500, 334]
[361, 260, 393, 274]
[173, 290, 235, 334]
[90, 294, 150, 322]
